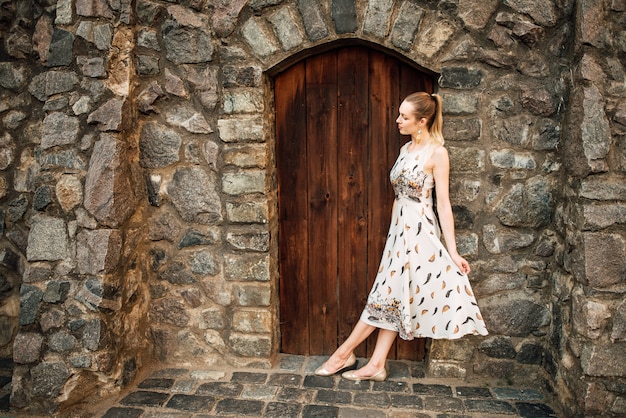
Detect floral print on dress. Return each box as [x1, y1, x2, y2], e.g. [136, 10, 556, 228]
[360, 142, 488, 340]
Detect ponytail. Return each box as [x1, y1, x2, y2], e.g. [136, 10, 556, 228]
[403, 92, 445, 146]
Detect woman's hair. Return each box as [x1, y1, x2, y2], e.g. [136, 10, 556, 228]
[404, 92, 444, 146]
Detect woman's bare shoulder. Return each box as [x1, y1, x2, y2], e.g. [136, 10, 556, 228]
[430, 144, 449, 161]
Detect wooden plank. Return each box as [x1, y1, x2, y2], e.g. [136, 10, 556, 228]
[336, 46, 370, 357]
[276, 62, 309, 354]
[367, 50, 401, 358]
[395, 64, 431, 361]
[305, 52, 339, 355]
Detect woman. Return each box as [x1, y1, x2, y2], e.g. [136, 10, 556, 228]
[315, 92, 488, 381]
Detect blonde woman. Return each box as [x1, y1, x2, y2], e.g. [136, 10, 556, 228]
[315, 92, 488, 381]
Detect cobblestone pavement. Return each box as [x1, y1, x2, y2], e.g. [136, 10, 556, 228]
[1, 355, 561, 417]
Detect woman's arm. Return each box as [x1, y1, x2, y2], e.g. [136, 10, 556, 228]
[430, 146, 471, 274]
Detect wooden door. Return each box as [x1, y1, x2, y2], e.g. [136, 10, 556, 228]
[276, 45, 434, 360]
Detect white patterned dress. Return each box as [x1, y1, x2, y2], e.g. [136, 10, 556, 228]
[361, 142, 488, 340]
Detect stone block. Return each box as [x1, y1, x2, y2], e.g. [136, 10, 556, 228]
[200, 307, 226, 330]
[582, 204, 626, 230]
[441, 93, 479, 115]
[222, 144, 267, 168]
[224, 253, 270, 282]
[581, 342, 626, 376]
[31, 361, 70, 397]
[440, 68, 484, 89]
[229, 333, 272, 357]
[482, 224, 535, 254]
[139, 122, 181, 168]
[178, 227, 220, 249]
[76, 0, 114, 18]
[165, 106, 212, 133]
[226, 229, 270, 252]
[390, 2, 423, 51]
[241, 17, 279, 57]
[13, 333, 43, 363]
[84, 134, 137, 227]
[268, 7, 305, 50]
[162, 6, 212, 64]
[40, 308, 65, 332]
[158, 262, 196, 285]
[474, 273, 526, 296]
[232, 309, 272, 333]
[217, 116, 264, 143]
[26, 216, 68, 262]
[583, 232, 625, 288]
[496, 176, 555, 228]
[490, 149, 536, 170]
[222, 170, 266, 195]
[76, 229, 122, 275]
[233, 283, 271, 306]
[151, 298, 190, 327]
[416, 19, 456, 58]
[573, 290, 611, 339]
[0, 63, 29, 91]
[429, 338, 474, 362]
[189, 250, 220, 276]
[47, 28, 74, 67]
[331, 0, 358, 34]
[363, 0, 393, 38]
[611, 299, 626, 341]
[427, 360, 467, 379]
[226, 200, 269, 224]
[448, 146, 485, 173]
[479, 336, 517, 359]
[49, 330, 77, 352]
[167, 166, 222, 224]
[148, 211, 182, 242]
[443, 117, 481, 141]
[296, 0, 329, 41]
[531, 118, 561, 151]
[41, 112, 79, 149]
[76, 21, 112, 50]
[481, 294, 550, 336]
[492, 115, 533, 146]
[580, 175, 626, 200]
[458, 0, 499, 30]
[456, 232, 478, 257]
[223, 90, 264, 114]
[87, 97, 124, 131]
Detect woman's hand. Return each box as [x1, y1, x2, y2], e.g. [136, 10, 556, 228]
[450, 252, 471, 275]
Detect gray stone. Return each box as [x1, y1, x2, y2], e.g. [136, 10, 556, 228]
[222, 66, 262, 88]
[581, 342, 626, 377]
[47, 28, 74, 67]
[83, 319, 107, 351]
[136, 54, 160, 75]
[13, 333, 44, 363]
[33, 186, 52, 210]
[19, 284, 43, 326]
[440, 67, 483, 89]
[87, 97, 125, 131]
[148, 211, 182, 242]
[482, 296, 550, 336]
[77, 56, 106, 78]
[580, 175, 626, 200]
[212, 0, 248, 37]
[178, 229, 218, 249]
[363, 0, 393, 38]
[167, 167, 222, 224]
[165, 106, 212, 133]
[443, 118, 481, 141]
[583, 232, 625, 288]
[38, 149, 87, 170]
[297, 0, 329, 41]
[55, 0, 73, 24]
[40, 308, 66, 332]
[332, 0, 358, 34]
[224, 253, 270, 282]
[611, 299, 626, 341]
[0, 62, 29, 90]
[26, 215, 68, 262]
[139, 122, 181, 168]
[496, 176, 555, 228]
[241, 17, 279, 57]
[521, 88, 557, 116]
[190, 250, 220, 276]
[226, 200, 268, 224]
[0, 247, 19, 272]
[76, 229, 122, 275]
[49, 330, 77, 352]
[479, 336, 517, 359]
[222, 170, 265, 195]
[162, 6, 213, 64]
[222, 144, 267, 168]
[200, 307, 226, 330]
[43, 280, 71, 303]
[8, 194, 28, 222]
[504, 0, 558, 27]
[226, 229, 270, 252]
[0, 133, 15, 170]
[41, 112, 80, 149]
[448, 147, 485, 173]
[441, 93, 479, 115]
[229, 333, 271, 357]
[158, 262, 196, 285]
[582, 204, 626, 230]
[137, 81, 164, 113]
[474, 273, 527, 296]
[84, 134, 137, 227]
[458, 0, 499, 30]
[490, 149, 536, 170]
[137, 28, 160, 50]
[3, 110, 26, 129]
[390, 2, 423, 51]
[70, 355, 91, 368]
[31, 361, 70, 397]
[532, 118, 561, 151]
[76, 278, 120, 312]
[581, 86, 611, 161]
[76, 21, 113, 50]
[164, 68, 188, 97]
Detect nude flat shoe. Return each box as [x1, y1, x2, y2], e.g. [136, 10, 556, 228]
[314, 353, 357, 376]
[341, 367, 387, 382]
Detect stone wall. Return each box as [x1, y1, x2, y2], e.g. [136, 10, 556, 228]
[0, 0, 624, 415]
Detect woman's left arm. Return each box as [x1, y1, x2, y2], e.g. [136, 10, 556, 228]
[431, 146, 471, 274]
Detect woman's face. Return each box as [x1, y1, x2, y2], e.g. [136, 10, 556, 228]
[396, 101, 421, 136]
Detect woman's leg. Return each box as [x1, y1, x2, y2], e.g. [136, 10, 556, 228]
[349, 328, 397, 377]
[319, 320, 376, 373]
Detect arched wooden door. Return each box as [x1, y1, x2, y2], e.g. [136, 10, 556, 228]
[276, 45, 434, 360]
